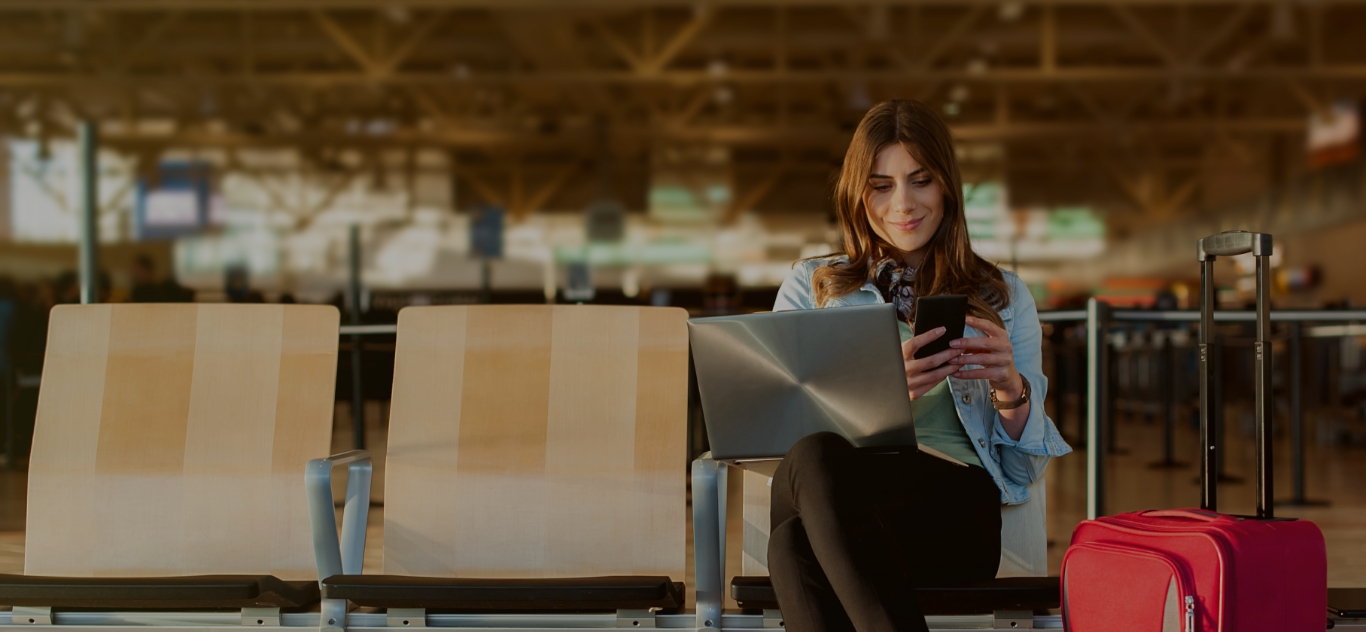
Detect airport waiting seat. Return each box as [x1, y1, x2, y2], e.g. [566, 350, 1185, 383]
[310, 305, 690, 630]
[692, 458, 1057, 629]
[0, 304, 343, 625]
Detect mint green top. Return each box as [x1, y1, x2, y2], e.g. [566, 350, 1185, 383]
[898, 321, 984, 468]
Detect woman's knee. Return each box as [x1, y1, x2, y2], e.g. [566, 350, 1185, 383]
[787, 432, 855, 470]
[767, 516, 809, 573]
[773, 432, 858, 511]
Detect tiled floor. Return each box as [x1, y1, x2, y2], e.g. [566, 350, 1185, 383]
[2, 402, 1364, 590]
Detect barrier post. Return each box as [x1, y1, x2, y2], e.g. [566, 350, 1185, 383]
[78, 121, 99, 305]
[1279, 321, 1329, 507]
[1149, 331, 1188, 469]
[1085, 298, 1111, 520]
[348, 224, 366, 451]
[1106, 327, 1126, 456]
[2, 369, 11, 471]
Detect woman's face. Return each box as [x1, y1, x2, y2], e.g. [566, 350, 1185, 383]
[863, 142, 944, 267]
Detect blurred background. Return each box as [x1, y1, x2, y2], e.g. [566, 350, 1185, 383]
[2, 0, 1366, 582]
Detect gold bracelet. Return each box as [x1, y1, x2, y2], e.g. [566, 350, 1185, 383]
[990, 375, 1031, 410]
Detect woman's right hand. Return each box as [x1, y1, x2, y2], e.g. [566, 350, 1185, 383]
[901, 327, 963, 399]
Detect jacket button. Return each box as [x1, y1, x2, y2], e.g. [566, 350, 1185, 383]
[962, 393, 971, 404]
[978, 438, 987, 448]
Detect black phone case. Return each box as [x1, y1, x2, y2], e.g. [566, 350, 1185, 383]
[911, 295, 968, 361]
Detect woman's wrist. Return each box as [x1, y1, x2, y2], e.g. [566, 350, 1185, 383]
[992, 372, 1025, 401]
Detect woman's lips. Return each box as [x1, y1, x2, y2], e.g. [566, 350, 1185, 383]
[890, 217, 923, 231]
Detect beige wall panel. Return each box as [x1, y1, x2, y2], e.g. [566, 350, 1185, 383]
[383, 305, 688, 581]
[24, 305, 338, 579]
[741, 469, 772, 576]
[383, 307, 469, 575]
[25, 305, 112, 576]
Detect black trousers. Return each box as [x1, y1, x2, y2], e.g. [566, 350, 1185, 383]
[768, 432, 1002, 632]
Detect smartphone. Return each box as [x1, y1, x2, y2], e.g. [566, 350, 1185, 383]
[911, 294, 968, 362]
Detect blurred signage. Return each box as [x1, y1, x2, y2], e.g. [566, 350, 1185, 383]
[470, 206, 504, 258]
[586, 198, 625, 242]
[963, 182, 1105, 261]
[555, 240, 711, 266]
[563, 262, 595, 302]
[1307, 100, 1360, 169]
[137, 161, 213, 240]
[648, 146, 732, 223]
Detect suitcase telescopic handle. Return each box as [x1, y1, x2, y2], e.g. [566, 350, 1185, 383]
[1197, 230, 1275, 520]
[1197, 230, 1273, 261]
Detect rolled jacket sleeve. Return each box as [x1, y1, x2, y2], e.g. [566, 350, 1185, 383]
[989, 275, 1073, 488]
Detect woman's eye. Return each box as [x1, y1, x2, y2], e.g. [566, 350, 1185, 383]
[872, 185, 892, 192]
[912, 179, 931, 187]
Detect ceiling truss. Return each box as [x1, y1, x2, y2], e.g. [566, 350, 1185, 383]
[0, 0, 1359, 226]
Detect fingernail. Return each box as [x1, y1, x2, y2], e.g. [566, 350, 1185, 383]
[949, 339, 962, 347]
[936, 326, 946, 334]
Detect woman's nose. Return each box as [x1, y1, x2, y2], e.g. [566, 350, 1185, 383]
[894, 186, 916, 214]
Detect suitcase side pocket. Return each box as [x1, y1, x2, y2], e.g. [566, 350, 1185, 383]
[1062, 541, 1197, 632]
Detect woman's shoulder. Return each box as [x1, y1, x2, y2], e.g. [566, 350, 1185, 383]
[775, 255, 851, 311]
[794, 254, 850, 275]
[992, 267, 1037, 319]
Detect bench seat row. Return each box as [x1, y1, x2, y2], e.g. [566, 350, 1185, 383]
[0, 304, 1056, 632]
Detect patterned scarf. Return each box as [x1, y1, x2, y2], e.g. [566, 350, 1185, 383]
[872, 256, 917, 325]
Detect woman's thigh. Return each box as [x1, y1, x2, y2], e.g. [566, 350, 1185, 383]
[863, 452, 1002, 584]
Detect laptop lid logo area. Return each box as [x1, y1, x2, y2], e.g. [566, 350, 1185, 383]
[688, 304, 917, 460]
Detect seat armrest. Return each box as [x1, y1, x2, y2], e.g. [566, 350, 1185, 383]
[691, 453, 727, 631]
[305, 450, 373, 582]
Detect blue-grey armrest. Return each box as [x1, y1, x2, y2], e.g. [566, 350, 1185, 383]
[305, 450, 373, 583]
[691, 453, 728, 630]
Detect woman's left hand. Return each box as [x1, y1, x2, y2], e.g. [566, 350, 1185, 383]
[948, 316, 1024, 400]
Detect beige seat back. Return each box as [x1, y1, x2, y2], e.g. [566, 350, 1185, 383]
[742, 468, 1049, 577]
[25, 304, 340, 580]
[382, 305, 689, 580]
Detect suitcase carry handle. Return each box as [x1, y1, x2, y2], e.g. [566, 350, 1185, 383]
[1197, 230, 1273, 260]
[1139, 509, 1226, 522]
[1198, 230, 1275, 520]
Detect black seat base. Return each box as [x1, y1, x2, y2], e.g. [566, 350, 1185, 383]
[323, 575, 684, 612]
[0, 574, 319, 609]
[732, 576, 1059, 615]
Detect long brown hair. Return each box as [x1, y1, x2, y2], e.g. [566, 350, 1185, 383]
[811, 99, 1010, 327]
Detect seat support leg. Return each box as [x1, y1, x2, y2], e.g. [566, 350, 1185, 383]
[12, 607, 52, 625]
[692, 454, 727, 631]
[320, 597, 348, 632]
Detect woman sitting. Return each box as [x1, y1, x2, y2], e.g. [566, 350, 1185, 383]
[769, 99, 1071, 632]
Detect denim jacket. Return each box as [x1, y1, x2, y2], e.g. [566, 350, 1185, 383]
[774, 257, 1072, 505]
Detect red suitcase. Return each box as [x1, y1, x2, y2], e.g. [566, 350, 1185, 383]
[1062, 231, 1327, 632]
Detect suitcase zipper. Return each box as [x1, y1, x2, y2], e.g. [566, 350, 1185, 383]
[1185, 595, 1196, 632]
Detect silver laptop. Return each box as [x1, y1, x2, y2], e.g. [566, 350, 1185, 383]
[689, 304, 920, 461]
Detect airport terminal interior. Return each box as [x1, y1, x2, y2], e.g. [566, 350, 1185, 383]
[3, 0, 1366, 630]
